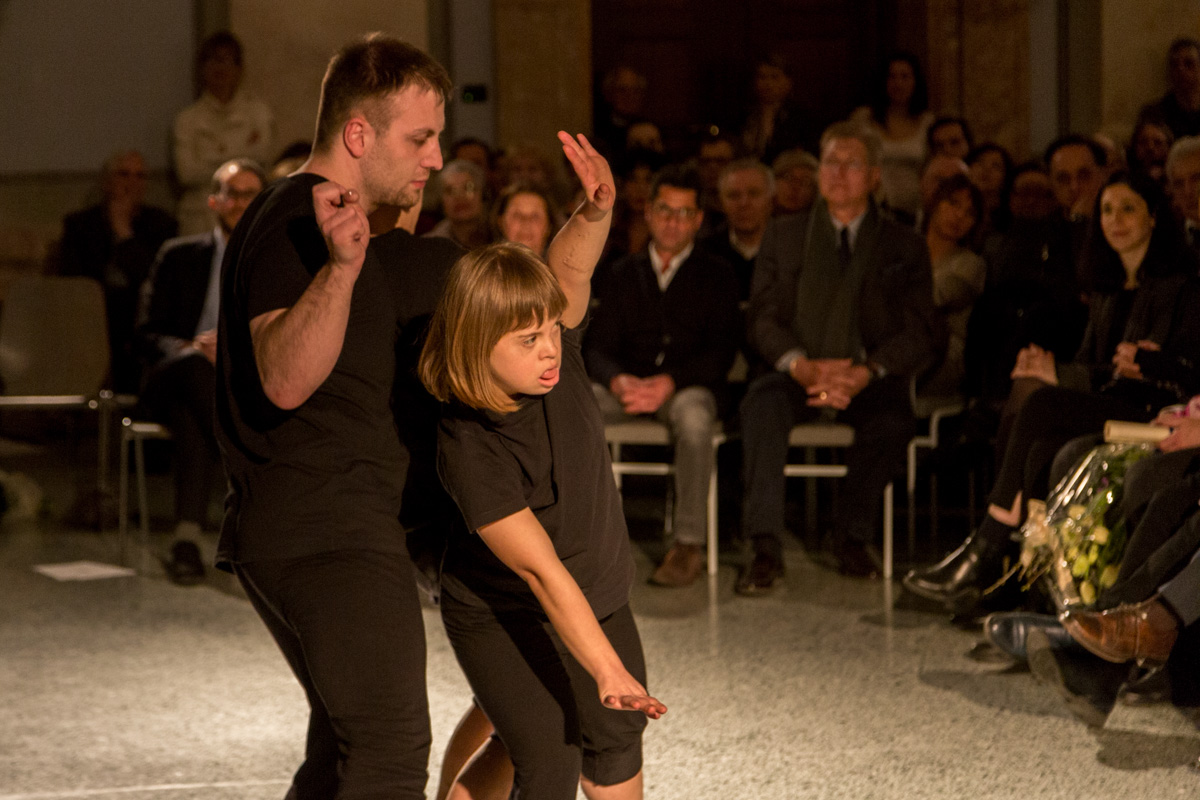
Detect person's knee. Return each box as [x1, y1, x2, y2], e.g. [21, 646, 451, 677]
[581, 741, 643, 788]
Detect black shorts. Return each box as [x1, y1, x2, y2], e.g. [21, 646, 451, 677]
[441, 593, 647, 798]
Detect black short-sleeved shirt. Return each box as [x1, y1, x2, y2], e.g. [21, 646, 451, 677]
[437, 323, 635, 618]
[215, 173, 406, 567]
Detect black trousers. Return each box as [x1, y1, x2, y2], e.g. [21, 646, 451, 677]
[140, 354, 220, 527]
[740, 372, 912, 557]
[986, 385, 1150, 513]
[441, 593, 647, 799]
[235, 549, 431, 800]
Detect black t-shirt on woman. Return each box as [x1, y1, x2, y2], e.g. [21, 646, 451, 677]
[215, 173, 406, 567]
[436, 323, 635, 618]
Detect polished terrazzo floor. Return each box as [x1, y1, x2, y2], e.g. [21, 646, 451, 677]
[2, 441, 1199, 799]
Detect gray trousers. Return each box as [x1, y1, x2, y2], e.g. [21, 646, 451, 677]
[593, 384, 717, 546]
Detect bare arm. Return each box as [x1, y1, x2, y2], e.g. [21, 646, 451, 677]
[546, 132, 615, 329]
[250, 181, 369, 410]
[477, 508, 666, 718]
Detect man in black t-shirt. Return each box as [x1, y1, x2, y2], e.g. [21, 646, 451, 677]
[215, 36, 452, 799]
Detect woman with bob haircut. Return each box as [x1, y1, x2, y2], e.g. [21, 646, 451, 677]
[419, 132, 665, 800]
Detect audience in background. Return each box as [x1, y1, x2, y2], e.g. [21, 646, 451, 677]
[694, 133, 738, 235]
[737, 121, 940, 592]
[58, 150, 178, 392]
[771, 149, 819, 216]
[966, 142, 1014, 242]
[739, 54, 815, 164]
[426, 160, 492, 250]
[1141, 37, 1200, 139]
[492, 182, 559, 256]
[594, 65, 649, 158]
[700, 158, 775, 299]
[136, 158, 265, 585]
[851, 52, 934, 224]
[1127, 111, 1175, 184]
[586, 165, 741, 588]
[926, 116, 973, 160]
[172, 31, 273, 235]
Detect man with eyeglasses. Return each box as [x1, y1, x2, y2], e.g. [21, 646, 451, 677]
[586, 164, 741, 587]
[737, 120, 941, 592]
[135, 158, 266, 584]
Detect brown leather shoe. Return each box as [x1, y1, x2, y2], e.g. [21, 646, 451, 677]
[1061, 597, 1180, 666]
[649, 543, 703, 587]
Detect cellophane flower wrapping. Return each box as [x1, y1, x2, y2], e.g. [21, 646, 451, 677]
[1017, 442, 1154, 611]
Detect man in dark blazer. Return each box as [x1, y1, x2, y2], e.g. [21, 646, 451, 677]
[586, 165, 741, 587]
[136, 158, 265, 584]
[737, 120, 943, 593]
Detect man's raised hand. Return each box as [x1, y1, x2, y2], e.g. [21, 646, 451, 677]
[313, 182, 369, 277]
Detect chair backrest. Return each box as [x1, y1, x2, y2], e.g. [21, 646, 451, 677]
[0, 275, 109, 396]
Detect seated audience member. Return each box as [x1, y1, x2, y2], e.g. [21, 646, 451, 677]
[58, 150, 178, 392]
[492, 182, 559, 256]
[739, 54, 815, 164]
[136, 158, 265, 584]
[426, 160, 492, 250]
[906, 171, 1200, 615]
[597, 148, 665, 284]
[1048, 134, 1107, 226]
[851, 52, 935, 224]
[926, 116, 973, 160]
[916, 153, 968, 227]
[694, 132, 738, 235]
[1127, 111, 1174, 184]
[1165, 135, 1200, 254]
[449, 136, 499, 198]
[966, 142, 1013, 241]
[585, 165, 741, 588]
[737, 121, 941, 593]
[172, 31, 273, 235]
[1140, 37, 1200, 140]
[1093, 132, 1126, 178]
[594, 64, 649, 158]
[771, 149, 819, 216]
[627, 120, 665, 154]
[921, 173, 986, 399]
[699, 158, 775, 298]
[498, 142, 561, 202]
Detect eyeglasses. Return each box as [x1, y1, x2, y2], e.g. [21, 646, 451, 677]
[819, 158, 867, 173]
[650, 203, 699, 220]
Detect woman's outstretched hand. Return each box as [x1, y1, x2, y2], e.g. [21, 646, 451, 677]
[598, 671, 667, 719]
[558, 131, 615, 215]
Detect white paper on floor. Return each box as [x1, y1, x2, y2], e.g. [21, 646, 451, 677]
[33, 561, 136, 581]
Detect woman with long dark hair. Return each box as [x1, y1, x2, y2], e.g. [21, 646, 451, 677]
[905, 171, 1200, 613]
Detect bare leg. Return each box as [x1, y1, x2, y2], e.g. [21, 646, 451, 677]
[436, 703, 496, 800]
[988, 490, 1023, 528]
[446, 737, 514, 800]
[580, 769, 643, 800]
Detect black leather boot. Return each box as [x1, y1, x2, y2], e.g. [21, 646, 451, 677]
[903, 520, 1016, 612]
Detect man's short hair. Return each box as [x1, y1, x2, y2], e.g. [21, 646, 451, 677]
[1167, 136, 1200, 177]
[649, 164, 703, 203]
[771, 149, 818, 176]
[209, 158, 266, 195]
[819, 121, 883, 167]
[1044, 134, 1107, 169]
[313, 34, 453, 151]
[718, 158, 776, 196]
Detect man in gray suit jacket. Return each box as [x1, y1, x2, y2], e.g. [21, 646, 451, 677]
[737, 121, 943, 593]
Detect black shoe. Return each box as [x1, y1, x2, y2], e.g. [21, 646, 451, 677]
[163, 540, 206, 586]
[983, 612, 1075, 664]
[1027, 628, 1129, 727]
[735, 553, 783, 596]
[902, 530, 1012, 612]
[832, 539, 879, 579]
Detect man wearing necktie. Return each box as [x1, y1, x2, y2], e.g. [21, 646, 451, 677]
[737, 120, 944, 592]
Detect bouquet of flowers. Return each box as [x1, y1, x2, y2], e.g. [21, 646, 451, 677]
[1017, 442, 1155, 610]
